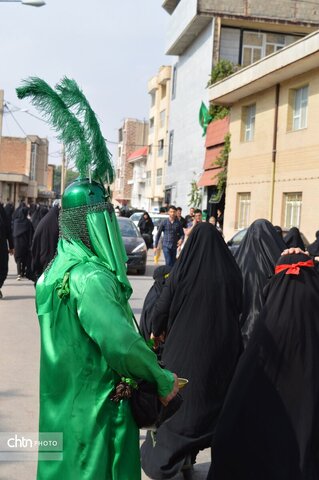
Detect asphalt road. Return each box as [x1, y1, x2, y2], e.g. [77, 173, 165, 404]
[0, 254, 210, 480]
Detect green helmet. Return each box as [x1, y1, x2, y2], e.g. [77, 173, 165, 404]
[62, 178, 109, 209]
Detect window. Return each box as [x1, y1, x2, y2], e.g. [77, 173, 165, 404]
[148, 144, 152, 156]
[242, 104, 256, 142]
[146, 171, 151, 187]
[156, 168, 163, 186]
[292, 86, 308, 131]
[283, 192, 302, 229]
[161, 83, 167, 99]
[160, 110, 166, 128]
[171, 64, 177, 99]
[237, 193, 251, 229]
[265, 33, 285, 56]
[149, 117, 154, 134]
[242, 32, 263, 66]
[30, 143, 37, 180]
[118, 146, 122, 158]
[168, 131, 174, 166]
[150, 92, 156, 107]
[158, 139, 164, 156]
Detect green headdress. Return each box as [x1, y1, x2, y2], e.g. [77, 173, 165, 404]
[16, 77, 131, 297]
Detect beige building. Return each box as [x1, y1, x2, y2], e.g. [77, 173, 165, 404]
[128, 146, 148, 210]
[0, 135, 55, 205]
[208, 30, 319, 242]
[113, 118, 148, 206]
[145, 65, 171, 212]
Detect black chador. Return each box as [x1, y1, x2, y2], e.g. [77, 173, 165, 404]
[208, 252, 319, 480]
[234, 219, 286, 344]
[141, 222, 243, 479]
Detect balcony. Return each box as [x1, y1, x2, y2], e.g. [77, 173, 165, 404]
[158, 66, 172, 85]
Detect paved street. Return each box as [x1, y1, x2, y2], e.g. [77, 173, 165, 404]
[0, 254, 210, 480]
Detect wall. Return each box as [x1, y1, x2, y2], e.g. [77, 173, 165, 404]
[165, 20, 214, 209]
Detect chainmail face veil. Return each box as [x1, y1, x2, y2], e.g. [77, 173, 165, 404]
[45, 201, 132, 298]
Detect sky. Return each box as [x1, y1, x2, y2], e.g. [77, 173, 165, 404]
[0, 0, 173, 165]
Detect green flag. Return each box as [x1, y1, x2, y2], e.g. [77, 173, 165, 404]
[199, 101, 213, 136]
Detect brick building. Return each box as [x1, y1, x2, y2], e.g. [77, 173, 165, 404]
[0, 135, 55, 206]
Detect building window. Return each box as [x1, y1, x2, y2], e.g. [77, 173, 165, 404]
[118, 128, 123, 143]
[149, 117, 154, 134]
[237, 192, 251, 229]
[172, 64, 177, 99]
[283, 192, 302, 229]
[242, 31, 263, 66]
[30, 143, 37, 180]
[158, 139, 164, 156]
[168, 131, 174, 166]
[150, 92, 156, 107]
[160, 110, 166, 128]
[156, 168, 163, 186]
[146, 171, 151, 187]
[161, 84, 167, 99]
[241, 104, 256, 142]
[291, 85, 308, 131]
[148, 144, 152, 156]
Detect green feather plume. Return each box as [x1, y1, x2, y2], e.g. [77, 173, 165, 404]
[56, 77, 114, 184]
[16, 77, 91, 178]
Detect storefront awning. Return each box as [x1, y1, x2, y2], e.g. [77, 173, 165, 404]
[197, 168, 223, 187]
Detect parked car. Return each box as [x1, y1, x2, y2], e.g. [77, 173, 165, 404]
[130, 212, 169, 245]
[227, 227, 309, 255]
[117, 217, 147, 275]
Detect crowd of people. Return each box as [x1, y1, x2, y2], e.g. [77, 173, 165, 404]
[1, 194, 319, 480]
[0, 199, 60, 297]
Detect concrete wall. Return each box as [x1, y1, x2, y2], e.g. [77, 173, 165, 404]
[165, 20, 214, 209]
[224, 68, 319, 243]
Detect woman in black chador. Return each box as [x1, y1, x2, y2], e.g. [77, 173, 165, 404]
[207, 252, 319, 480]
[138, 211, 154, 249]
[141, 222, 243, 479]
[235, 219, 286, 344]
[13, 207, 33, 279]
[140, 265, 172, 341]
[307, 230, 319, 257]
[284, 226, 305, 251]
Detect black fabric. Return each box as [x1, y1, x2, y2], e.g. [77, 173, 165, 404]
[31, 205, 59, 281]
[307, 230, 319, 257]
[140, 265, 172, 341]
[284, 227, 305, 250]
[0, 204, 13, 289]
[31, 206, 48, 230]
[4, 202, 14, 225]
[208, 252, 319, 480]
[234, 219, 286, 344]
[13, 208, 33, 277]
[141, 222, 243, 479]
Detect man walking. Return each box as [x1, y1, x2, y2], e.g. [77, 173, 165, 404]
[154, 205, 184, 267]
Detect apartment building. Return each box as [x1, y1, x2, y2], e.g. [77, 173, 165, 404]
[145, 65, 172, 211]
[128, 146, 148, 210]
[208, 30, 319, 242]
[162, 0, 319, 210]
[113, 118, 148, 206]
[0, 135, 54, 205]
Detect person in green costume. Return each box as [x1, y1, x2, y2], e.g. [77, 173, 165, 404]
[16, 77, 178, 480]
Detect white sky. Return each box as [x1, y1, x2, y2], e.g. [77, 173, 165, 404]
[0, 0, 172, 165]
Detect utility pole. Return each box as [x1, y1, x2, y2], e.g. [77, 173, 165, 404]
[60, 144, 66, 195]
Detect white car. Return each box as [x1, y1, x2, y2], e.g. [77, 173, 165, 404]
[130, 212, 169, 245]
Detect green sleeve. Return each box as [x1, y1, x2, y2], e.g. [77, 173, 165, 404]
[77, 270, 174, 397]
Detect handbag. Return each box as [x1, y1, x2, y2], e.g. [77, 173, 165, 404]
[110, 316, 183, 429]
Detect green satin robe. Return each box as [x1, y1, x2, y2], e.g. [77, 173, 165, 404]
[36, 239, 174, 480]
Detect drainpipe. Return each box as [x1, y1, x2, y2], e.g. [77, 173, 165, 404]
[269, 83, 280, 222]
